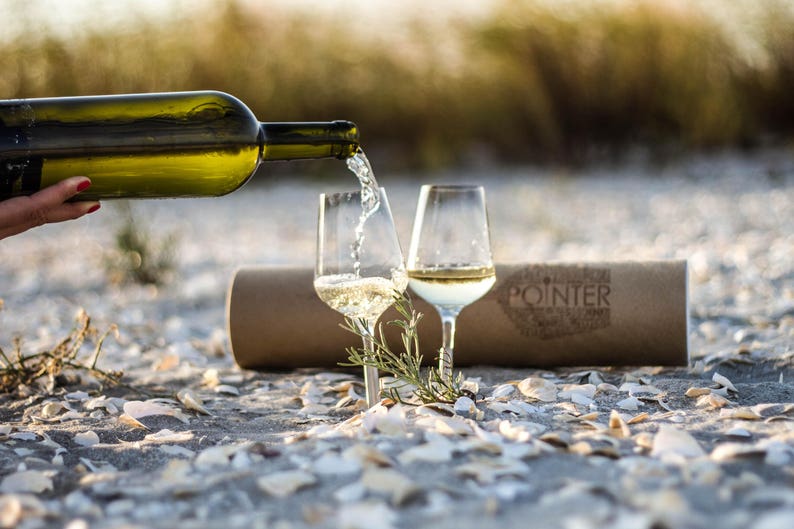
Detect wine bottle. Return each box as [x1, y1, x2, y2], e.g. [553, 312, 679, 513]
[0, 90, 359, 200]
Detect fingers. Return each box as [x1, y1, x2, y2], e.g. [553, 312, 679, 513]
[0, 177, 101, 240]
[31, 176, 93, 208]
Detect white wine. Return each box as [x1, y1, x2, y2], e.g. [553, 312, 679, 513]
[0, 91, 359, 200]
[407, 266, 496, 308]
[314, 272, 407, 322]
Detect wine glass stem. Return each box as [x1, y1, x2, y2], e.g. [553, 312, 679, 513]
[358, 320, 380, 407]
[438, 308, 460, 383]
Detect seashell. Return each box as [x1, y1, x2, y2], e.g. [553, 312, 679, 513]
[577, 412, 600, 421]
[567, 370, 605, 386]
[335, 395, 357, 409]
[651, 425, 705, 460]
[645, 397, 673, 412]
[719, 408, 762, 421]
[489, 480, 533, 501]
[202, 369, 221, 388]
[491, 384, 516, 399]
[578, 420, 605, 432]
[571, 393, 594, 406]
[117, 414, 149, 430]
[416, 416, 473, 436]
[710, 386, 730, 397]
[0, 495, 23, 528]
[590, 443, 621, 459]
[619, 382, 662, 396]
[177, 389, 211, 415]
[153, 353, 180, 371]
[462, 379, 480, 396]
[84, 396, 122, 415]
[333, 481, 367, 503]
[74, 431, 100, 447]
[539, 431, 571, 448]
[696, 393, 730, 409]
[398, 437, 455, 465]
[751, 403, 790, 418]
[453, 396, 482, 420]
[194, 444, 245, 467]
[634, 432, 654, 450]
[626, 412, 649, 424]
[487, 401, 526, 415]
[455, 457, 529, 484]
[725, 427, 752, 438]
[361, 468, 420, 505]
[78, 457, 117, 473]
[608, 410, 631, 439]
[627, 488, 689, 515]
[685, 387, 712, 398]
[312, 452, 362, 475]
[0, 470, 54, 493]
[336, 501, 397, 529]
[123, 400, 189, 423]
[257, 470, 317, 497]
[458, 436, 504, 456]
[517, 377, 557, 402]
[414, 403, 455, 417]
[159, 445, 195, 458]
[712, 372, 738, 393]
[454, 396, 474, 415]
[9, 431, 38, 441]
[40, 401, 67, 419]
[143, 429, 194, 443]
[337, 444, 387, 467]
[596, 383, 619, 394]
[568, 441, 592, 456]
[497, 420, 532, 443]
[329, 380, 357, 393]
[710, 442, 767, 462]
[559, 384, 597, 400]
[616, 397, 643, 411]
[362, 404, 406, 436]
[214, 384, 240, 396]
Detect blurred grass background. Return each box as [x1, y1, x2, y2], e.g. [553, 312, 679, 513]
[1, 0, 793, 169]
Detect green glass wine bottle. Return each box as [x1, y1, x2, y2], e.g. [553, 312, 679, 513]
[0, 90, 359, 200]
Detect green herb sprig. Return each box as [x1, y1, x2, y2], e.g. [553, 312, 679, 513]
[339, 293, 465, 404]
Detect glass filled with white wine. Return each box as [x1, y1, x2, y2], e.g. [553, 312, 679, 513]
[314, 187, 407, 407]
[407, 185, 495, 382]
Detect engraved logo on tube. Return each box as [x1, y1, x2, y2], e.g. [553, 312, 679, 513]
[497, 265, 611, 339]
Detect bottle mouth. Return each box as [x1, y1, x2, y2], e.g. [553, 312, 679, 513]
[261, 121, 359, 160]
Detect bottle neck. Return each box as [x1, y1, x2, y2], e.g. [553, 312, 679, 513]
[259, 121, 359, 161]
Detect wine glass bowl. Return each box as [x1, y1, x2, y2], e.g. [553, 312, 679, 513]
[406, 185, 495, 382]
[314, 187, 406, 406]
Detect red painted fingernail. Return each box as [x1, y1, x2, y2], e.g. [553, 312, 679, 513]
[77, 180, 91, 192]
[87, 204, 101, 214]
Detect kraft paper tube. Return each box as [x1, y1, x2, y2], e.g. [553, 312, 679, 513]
[226, 261, 689, 369]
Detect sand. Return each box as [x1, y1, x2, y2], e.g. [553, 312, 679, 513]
[1, 149, 793, 529]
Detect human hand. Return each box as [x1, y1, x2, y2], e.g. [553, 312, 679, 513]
[0, 176, 101, 240]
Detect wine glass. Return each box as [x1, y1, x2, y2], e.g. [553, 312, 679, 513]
[406, 185, 495, 382]
[314, 187, 407, 407]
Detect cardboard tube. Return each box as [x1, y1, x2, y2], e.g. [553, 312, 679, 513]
[226, 261, 689, 369]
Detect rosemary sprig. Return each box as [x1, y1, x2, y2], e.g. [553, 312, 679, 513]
[339, 293, 465, 404]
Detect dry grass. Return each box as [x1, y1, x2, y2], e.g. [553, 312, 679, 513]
[1, 0, 792, 168]
[0, 310, 122, 396]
